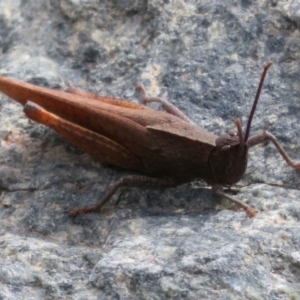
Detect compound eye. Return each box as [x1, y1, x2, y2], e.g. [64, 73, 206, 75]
[215, 133, 230, 147]
[220, 145, 231, 152]
[228, 131, 237, 137]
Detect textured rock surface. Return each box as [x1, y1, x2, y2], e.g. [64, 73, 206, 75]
[0, 0, 300, 299]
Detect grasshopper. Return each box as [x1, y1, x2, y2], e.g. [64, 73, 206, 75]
[0, 62, 299, 217]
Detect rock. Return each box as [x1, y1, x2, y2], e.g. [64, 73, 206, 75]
[0, 0, 299, 299]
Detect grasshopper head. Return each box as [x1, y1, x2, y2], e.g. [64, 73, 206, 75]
[208, 62, 273, 186]
[209, 121, 248, 186]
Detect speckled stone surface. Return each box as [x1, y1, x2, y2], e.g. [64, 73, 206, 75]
[0, 0, 300, 299]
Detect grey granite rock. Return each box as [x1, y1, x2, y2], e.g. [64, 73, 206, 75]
[0, 0, 300, 299]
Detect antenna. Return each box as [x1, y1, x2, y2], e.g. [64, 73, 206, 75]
[244, 62, 273, 143]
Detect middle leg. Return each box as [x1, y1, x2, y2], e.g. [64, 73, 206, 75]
[136, 84, 193, 124]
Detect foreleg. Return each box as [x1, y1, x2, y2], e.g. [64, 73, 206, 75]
[247, 131, 300, 169]
[213, 185, 257, 218]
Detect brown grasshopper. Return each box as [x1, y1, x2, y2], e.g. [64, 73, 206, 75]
[0, 62, 299, 217]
